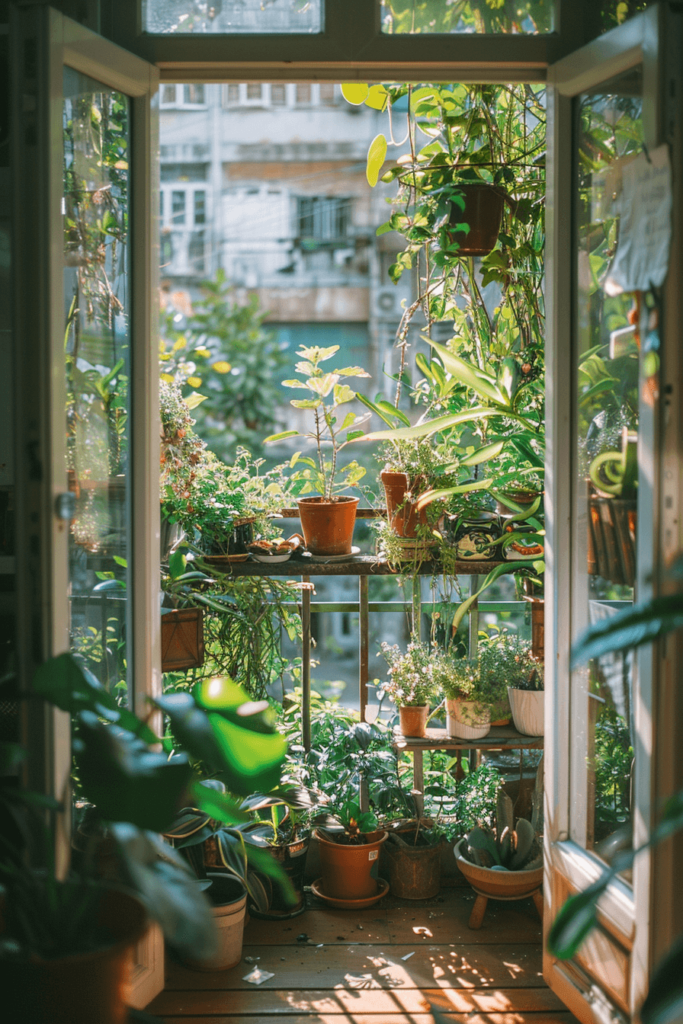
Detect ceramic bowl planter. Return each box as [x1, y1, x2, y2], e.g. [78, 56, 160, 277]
[314, 828, 388, 907]
[380, 469, 428, 539]
[453, 838, 543, 929]
[445, 511, 501, 561]
[183, 874, 247, 972]
[382, 826, 442, 900]
[0, 887, 147, 1024]
[297, 495, 358, 556]
[398, 704, 429, 738]
[508, 687, 544, 736]
[161, 606, 205, 672]
[446, 699, 491, 740]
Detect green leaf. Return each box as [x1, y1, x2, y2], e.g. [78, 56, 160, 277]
[341, 82, 369, 105]
[333, 383, 356, 406]
[376, 220, 394, 237]
[462, 441, 505, 466]
[291, 398, 323, 409]
[282, 379, 308, 389]
[376, 400, 410, 427]
[341, 411, 356, 430]
[364, 84, 389, 111]
[337, 366, 371, 378]
[264, 430, 300, 443]
[307, 373, 339, 397]
[185, 393, 208, 410]
[366, 134, 388, 187]
[365, 407, 506, 442]
[570, 594, 683, 669]
[209, 714, 287, 796]
[168, 550, 186, 580]
[356, 393, 402, 429]
[190, 780, 250, 825]
[425, 338, 508, 406]
[417, 478, 493, 509]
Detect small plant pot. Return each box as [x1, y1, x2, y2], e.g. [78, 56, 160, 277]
[508, 687, 544, 736]
[382, 827, 442, 900]
[161, 606, 205, 672]
[446, 183, 514, 256]
[380, 469, 428, 539]
[398, 704, 429, 738]
[315, 828, 387, 901]
[0, 888, 147, 1024]
[249, 836, 310, 919]
[182, 874, 247, 972]
[446, 699, 491, 740]
[297, 495, 358, 556]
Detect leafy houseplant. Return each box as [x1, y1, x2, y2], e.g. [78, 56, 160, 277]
[265, 344, 369, 555]
[313, 800, 388, 908]
[477, 630, 520, 725]
[437, 657, 491, 740]
[492, 633, 544, 736]
[379, 638, 438, 738]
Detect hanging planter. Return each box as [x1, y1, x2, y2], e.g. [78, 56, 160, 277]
[161, 606, 205, 672]
[297, 496, 358, 556]
[447, 183, 516, 256]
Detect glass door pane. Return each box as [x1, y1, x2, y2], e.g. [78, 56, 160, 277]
[380, 0, 554, 33]
[143, 0, 322, 33]
[571, 68, 643, 871]
[63, 68, 132, 700]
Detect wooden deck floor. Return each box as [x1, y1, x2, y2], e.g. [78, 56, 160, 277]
[148, 888, 577, 1024]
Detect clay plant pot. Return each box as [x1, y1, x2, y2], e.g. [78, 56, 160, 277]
[382, 827, 442, 900]
[446, 183, 514, 256]
[454, 838, 542, 899]
[0, 887, 147, 1024]
[398, 704, 429, 738]
[508, 687, 544, 736]
[183, 874, 247, 972]
[446, 699, 491, 740]
[161, 606, 205, 672]
[380, 469, 428, 539]
[249, 836, 310, 920]
[297, 495, 359, 556]
[315, 828, 387, 901]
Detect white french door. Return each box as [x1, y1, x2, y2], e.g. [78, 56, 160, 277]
[544, 5, 683, 1021]
[11, 4, 162, 1006]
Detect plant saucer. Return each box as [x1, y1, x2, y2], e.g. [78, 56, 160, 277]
[204, 553, 250, 566]
[253, 552, 292, 563]
[302, 546, 361, 563]
[310, 876, 389, 910]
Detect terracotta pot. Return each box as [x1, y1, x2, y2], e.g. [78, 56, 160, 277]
[183, 874, 247, 972]
[508, 687, 544, 736]
[161, 606, 205, 672]
[491, 716, 512, 727]
[315, 828, 387, 901]
[446, 183, 514, 256]
[382, 828, 442, 899]
[454, 838, 542, 899]
[398, 704, 428, 738]
[0, 888, 147, 1024]
[380, 469, 427, 539]
[446, 699, 491, 740]
[296, 495, 358, 555]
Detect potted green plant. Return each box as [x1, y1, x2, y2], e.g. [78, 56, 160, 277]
[265, 344, 368, 555]
[477, 630, 517, 725]
[454, 789, 542, 929]
[378, 638, 438, 738]
[438, 656, 491, 740]
[313, 800, 388, 908]
[493, 633, 544, 736]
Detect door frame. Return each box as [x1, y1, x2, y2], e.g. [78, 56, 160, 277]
[545, 4, 682, 1019]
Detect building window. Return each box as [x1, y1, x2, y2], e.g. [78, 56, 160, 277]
[297, 196, 351, 242]
[161, 84, 177, 105]
[183, 84, 205, 105]
[319, 82, 336, 105]
[189, 232, 205, 274]
[246, 83, 263, 100]
[271, 83, 287, 105]
[161, 233, 173, 267]
[295, 83, 312, 104]
[160, 192, 164, 219]
[223, 83, 240, 105]
[160, 163, 207, 183]
[171, 191, 186, 225]
[194, 191, 206, 226]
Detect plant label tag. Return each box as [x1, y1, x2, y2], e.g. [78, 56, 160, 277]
[368, 850, 378, 861]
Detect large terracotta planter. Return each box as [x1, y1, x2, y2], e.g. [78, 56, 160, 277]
[183, 874, 247, 972]
[380, 469, 427, 539]
[315, 828, 387, 901]
[446, 183, 514, 256]
[0, 888, 147, 1024]
[446, 698, 491, 740]
[508, 687, 544, 736]
[297, 496, 358, 555]
[398, 704, 428, 738]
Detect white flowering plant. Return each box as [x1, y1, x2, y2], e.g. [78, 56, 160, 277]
[378, 639, 438, 709]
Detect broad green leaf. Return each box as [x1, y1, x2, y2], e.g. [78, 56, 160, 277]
[185, 392, 208, 409]
[341, 82, 369, 105]
[356, 393, 402, 429]
[365, 407, 506, 442]
[462, 441, 505, 466]
[366, 134, 388, 187]
[365, 84, 389, 110]
[297, 344, 339, 362]
[264, 429, 299, 443]
[307, 373, 339, 397]
[341, 411, 356, 430]
[209, 714, 287, 796]
[417, 478, 493, 509]
[346, 429, 366, 442]
[168, 550, 186, 580]
[291, 398, 323, 409]
[282, 379, 308, 389]
[425, 338, 508, 406]
[376, 399, 410, 427]
[337, 366, 371, 377]
[333, 383, 356, 406]
[571, 593, 683, 668]
[190, 780, 250, 825]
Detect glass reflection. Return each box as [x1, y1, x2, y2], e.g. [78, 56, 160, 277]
[144, 0, 322, 34]
[380, 0, 554, 34]
[63, 68, 132, 698]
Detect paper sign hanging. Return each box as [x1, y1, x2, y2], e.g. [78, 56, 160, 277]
[604, 144, 672, 296]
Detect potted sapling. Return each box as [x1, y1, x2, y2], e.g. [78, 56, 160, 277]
[439, 656, 491, 740]
[378, 639, 438, 739]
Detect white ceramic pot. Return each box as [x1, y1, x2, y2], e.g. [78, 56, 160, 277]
[446, 699, 491, 740]
[508, 687, 544, 736]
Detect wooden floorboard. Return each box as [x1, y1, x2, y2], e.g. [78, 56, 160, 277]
[148, 890, 577, 1024]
